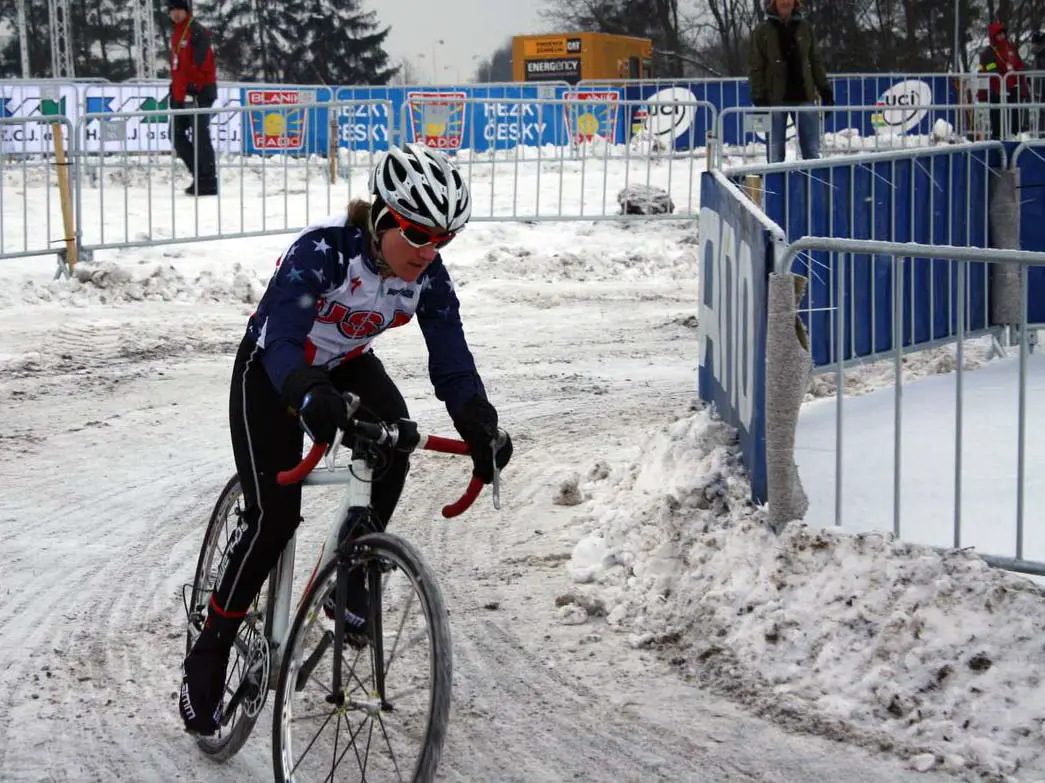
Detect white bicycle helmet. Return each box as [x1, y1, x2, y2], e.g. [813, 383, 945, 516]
[370, 143, 472, 234]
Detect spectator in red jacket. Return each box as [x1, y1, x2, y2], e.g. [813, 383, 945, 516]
[169, 0, 218, 196]
[977, 21, 1029, 139]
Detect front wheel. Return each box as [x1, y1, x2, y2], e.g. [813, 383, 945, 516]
[272, 531, 452, 783]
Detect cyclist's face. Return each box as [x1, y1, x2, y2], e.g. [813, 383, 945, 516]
[378, 229, 439, 282]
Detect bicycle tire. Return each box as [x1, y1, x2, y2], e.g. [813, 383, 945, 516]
[272, 530, 453, 783]
[184, 473, 266, 761]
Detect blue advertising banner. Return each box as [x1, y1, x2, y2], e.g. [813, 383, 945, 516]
[698, 171, 770, 503]
[239, 86, 333, 155]
[333, 83, 575, 153]
[824, 75, 960, 138]
[621, 81, 729, 150]
[759, 148, 993, 367]
[208, 75, 971, 156]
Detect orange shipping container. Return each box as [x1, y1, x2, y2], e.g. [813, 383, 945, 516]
[511, 33, 654, 85]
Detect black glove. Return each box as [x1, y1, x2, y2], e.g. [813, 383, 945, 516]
[283, 366, 349, 445]
[452, 395, 513, 484]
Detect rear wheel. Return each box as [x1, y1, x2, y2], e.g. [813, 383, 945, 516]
[272, 531, 452, 782]
[183, 474, 270, 760]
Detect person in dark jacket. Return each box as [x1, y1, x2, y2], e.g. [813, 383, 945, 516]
[977, 21, 1029, 140]
[168, 0, 218, 196]
[747, 0, 834, 163]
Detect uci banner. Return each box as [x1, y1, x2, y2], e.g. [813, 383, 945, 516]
[698, 171, 771, 503]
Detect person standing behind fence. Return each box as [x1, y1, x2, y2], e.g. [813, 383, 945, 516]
[977, 21, 1029, 140]
[168, 0, 218, 196]
[1032, 32, 1045, 134]
[747, 0, 834, 164]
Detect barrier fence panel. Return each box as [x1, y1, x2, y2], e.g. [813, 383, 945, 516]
[74, 100, 392, 254]
[725, 142, 1004, 368]
[0, 82, 83, 157]
[825, 72, 1001, 142]
[0, 115, 76, 262]
[716, 103, 1007, 165]
[398, 96, 716, 220]
[773, 237, 1045, 576]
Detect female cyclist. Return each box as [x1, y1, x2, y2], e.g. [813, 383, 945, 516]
[179, 143, 513, 736]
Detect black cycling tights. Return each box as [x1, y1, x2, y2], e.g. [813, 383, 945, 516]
[209, 336, 410, 623]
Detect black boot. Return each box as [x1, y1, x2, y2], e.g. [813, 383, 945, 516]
[179, 609, 240, 735]
[185, 180, 218, 197]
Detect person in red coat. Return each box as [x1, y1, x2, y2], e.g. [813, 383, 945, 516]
[168, 0, 218, 196]
[977, 20, 1029, 139]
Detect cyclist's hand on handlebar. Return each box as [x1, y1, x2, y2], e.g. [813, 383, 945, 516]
[452, 395, 513, 484]
[283, 366, 350, 445]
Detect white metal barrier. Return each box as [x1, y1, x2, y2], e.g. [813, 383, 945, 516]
[724, 142, 1006, 371]
[715, 102, 1016, 165]
[0, 115, 77, 262]
[1, 96, 719, 265]
[72, 100, 390, 255]
[776, 238, 1045, 575]
[398, 95, 716, 221]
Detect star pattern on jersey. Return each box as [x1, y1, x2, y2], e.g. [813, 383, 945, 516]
[287, 266, 304, 283]
[313, 237, 331, 254]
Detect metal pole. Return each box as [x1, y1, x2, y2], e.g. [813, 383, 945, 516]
[953, 0, 961, 72]
[17, 0, 30, 78]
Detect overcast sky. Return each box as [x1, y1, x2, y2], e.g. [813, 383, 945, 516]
[363, 0, 549, 83]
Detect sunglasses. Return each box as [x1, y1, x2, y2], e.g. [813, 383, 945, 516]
[386, 208, 456, 249]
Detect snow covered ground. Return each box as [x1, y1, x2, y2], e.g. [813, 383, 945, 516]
[2, 160, 1043, 783]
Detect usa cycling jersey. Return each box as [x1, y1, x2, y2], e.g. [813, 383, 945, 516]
[245, 213, 485, 413]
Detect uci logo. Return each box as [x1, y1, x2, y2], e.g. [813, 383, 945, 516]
[640, 87, 698, 146]
[872, 79, 933, 134]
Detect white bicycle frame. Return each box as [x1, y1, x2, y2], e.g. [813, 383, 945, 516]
[260, 428, 500, 676]
[264, 445, 374, 674]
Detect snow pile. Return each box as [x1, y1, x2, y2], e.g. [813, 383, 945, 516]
[459, 236, 697, 285]
[805, 336, 997, 401]
[562, 406, 1045, 781]
[1, 259, 267, 308]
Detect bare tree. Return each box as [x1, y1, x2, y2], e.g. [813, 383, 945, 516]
[539, 0, 692, 75]
[473, 39, 513, 82]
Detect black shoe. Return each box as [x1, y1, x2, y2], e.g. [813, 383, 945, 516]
[185, 181, 218, 197]
[322, 583, 369, 647]
[179, 647, 230, 736]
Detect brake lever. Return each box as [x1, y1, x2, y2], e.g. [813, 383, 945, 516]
[490, 429, 508, 511]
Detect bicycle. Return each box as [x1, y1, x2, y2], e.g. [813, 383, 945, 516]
[181, 391, 503, 782]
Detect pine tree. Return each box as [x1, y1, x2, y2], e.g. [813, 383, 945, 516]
[205, 0, 271, 81]
[281, 0, 399, 86]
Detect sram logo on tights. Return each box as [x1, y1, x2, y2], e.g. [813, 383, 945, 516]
[315, 301, 412, 339]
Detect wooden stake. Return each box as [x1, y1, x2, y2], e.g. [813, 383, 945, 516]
[51, 121, 78, 271]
